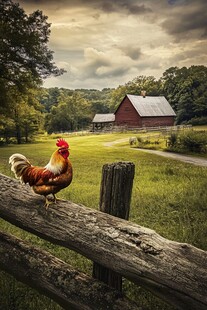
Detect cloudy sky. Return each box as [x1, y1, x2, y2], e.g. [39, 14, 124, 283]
[18, 0, 207, 90]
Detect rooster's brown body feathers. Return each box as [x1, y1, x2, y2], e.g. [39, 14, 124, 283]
[9, 139, 72, 207]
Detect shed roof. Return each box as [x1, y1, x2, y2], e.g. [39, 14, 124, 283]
[92, 113, 115, 123]
[123, 94, 176, 117]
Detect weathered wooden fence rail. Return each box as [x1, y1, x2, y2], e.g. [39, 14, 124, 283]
[0, 230, 138, 310]
[0, 169, 207, 310]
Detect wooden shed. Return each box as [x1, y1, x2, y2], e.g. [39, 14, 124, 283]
[115, 94, 176, 128]
[92, 113, 115, 131]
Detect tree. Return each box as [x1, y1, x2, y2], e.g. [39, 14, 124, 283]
[162, 66, 207, 124]
[110, 76, 163, 111]
[77, 88, 113, 114]
[0, 0, 64, 107]
[45, 92, 91, 133]
[0, 0, 65, 143]
[0, 83, 44, 144]
[38, 87, 72, 112]
[0, 90, 43, 144]
[15, 103, 43, 143]
[0, 115, 15, 144]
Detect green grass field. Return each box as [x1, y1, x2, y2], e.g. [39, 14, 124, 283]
[0, 132, 207, 310]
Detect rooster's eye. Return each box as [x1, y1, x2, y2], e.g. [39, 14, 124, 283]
[58, 148, 69, 159]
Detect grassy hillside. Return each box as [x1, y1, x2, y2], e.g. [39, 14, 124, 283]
[0, 133, 207, 310]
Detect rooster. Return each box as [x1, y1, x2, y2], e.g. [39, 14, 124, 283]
[9, 138, 73, 209]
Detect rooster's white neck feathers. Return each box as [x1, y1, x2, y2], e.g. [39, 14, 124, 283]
[45, 161, 63, 175]
[44, 151, 65, 175]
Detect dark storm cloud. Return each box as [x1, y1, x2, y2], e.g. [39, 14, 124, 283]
[125, 3, 152, 15]
[121, 47, 142, 60]
[168, 0, 188, 4]
[19, 0, 152, 15]
[19, 0, 68, 3]
[161, 0, 207, 40]
[169, 40, 207, 62]
[162, 9, 207, 38]
[100, 1, 152, 15]
[97, 66, 131, 78]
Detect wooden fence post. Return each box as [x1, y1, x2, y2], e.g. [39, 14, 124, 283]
[92, 162, 135, 292]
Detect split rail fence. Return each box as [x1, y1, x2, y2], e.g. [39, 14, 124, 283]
[0, 162, 206, 310]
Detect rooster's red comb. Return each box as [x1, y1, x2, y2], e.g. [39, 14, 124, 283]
[56, 138, 69, 148]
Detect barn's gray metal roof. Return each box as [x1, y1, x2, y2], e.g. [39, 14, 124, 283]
[92, 113, 115, 123]
[126, 94, 176, 117]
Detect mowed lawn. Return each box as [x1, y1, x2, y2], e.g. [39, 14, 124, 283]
[0, 132, 207, 310]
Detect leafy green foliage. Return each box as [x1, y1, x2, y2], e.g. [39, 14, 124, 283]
[0, 0, 64, 97]
[0, 90, 43, 144]
[110, 75, 163, 111]
[179, 131, 207, 153]
[167, 132, 178, 148]
[167, 130, 207, 154]
[39, 87, 72, 112]
[45, 92, 91, 133]
[0, 0, 65, 143]
[43, 88, 114, 133]
[162, 66, 207, 124]
[189, 116, 207, 126]
[0, 116, 15, 144]
[77, 88, 113, 114]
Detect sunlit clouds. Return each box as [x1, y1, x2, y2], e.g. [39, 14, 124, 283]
[18, 0, 207, 89]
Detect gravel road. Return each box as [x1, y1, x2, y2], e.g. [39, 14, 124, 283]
[104, 138, 207, 167]
[133, 148, 207, 167]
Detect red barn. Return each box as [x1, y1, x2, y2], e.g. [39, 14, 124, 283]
[115, 94, 176, 128]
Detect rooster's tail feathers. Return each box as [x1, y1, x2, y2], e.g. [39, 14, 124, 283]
[9, 153, 31, 182]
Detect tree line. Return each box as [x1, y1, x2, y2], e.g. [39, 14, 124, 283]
[0, 1, 207, 144]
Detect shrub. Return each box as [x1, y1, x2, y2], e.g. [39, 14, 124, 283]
[167, 130, 207, 153]
[167, 132, 178, 148]
[180, 131, 207, 153]
[137, 136, 143, 144]
[188, 117, 207, 126]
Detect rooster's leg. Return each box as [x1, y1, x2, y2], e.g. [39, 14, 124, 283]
[53, 194, 65, 203]
[44, 194, 64, 208]
[44, 196, 55, 209]
[53, 194, 57, 203]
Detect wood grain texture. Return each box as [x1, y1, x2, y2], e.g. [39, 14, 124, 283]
[93, 162, 135, 291]
[0, 230, 139, 310]
[0, 173, 207, 309]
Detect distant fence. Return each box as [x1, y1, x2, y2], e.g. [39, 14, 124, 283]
[92, 124, 193, 134]
[0, 162, 207, 310]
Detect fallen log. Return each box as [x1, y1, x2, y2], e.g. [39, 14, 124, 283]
[0, 230, 139, 310]
[0, 173, 207, 310]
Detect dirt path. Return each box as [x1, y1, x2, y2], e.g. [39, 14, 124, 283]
[104, 138, 207, 167]
[104, 138, 129, 147]
[133, 148, 207, 167]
